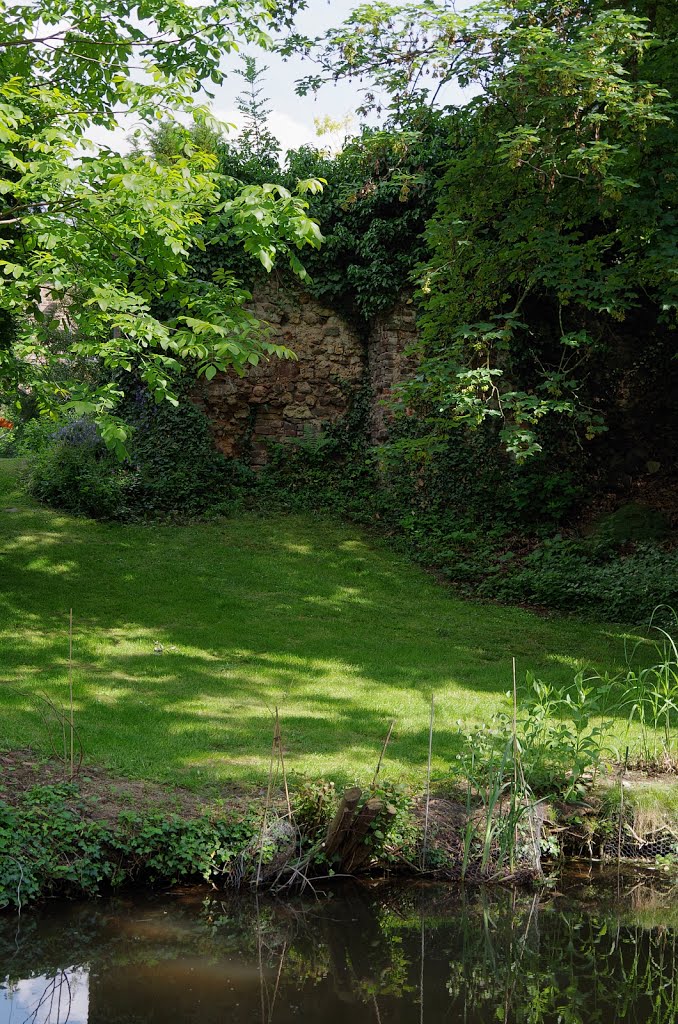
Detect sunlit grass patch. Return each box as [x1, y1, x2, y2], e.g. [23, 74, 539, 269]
[0, 458, 654, 793]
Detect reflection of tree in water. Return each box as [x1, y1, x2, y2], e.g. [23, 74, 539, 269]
[1, 872, 677, 1023]
[9, 968, 79, 1024]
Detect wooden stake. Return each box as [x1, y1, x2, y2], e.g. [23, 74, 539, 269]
[256, 714, 279, 886]
[421, 694, 435, 871]
[275, 707, 292, 821]
[340, 797, 384, 873]
[372, 719, 395, 789]
[68, 609, 74, 781]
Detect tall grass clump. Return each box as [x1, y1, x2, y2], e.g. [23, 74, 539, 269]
[455, 723, 539, 881]
[616, 606, 678, 765]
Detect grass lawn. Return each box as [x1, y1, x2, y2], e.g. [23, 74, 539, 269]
[0, 458, 643, 794]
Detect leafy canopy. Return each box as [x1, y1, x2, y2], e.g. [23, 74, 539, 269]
[297, 1, 678, 458]
[0, 0, 323, 453]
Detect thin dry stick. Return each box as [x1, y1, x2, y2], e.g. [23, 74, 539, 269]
[256, 715, 279, 887]
[512, 659, 540, 873]
[256, 894, 268, 1024]
[268, 941, 287, 1023]
[275, 707, 292, 821]
[372, 719, 395, 788]
[617, 746, 628, 873]
[512, 657, 519, 864]
[512, 658, 519, 791]
[68, 609, 74, 781]
[421, 695, 435, 871]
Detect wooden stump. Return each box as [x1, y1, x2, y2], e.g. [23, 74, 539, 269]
[323, 786, 362, 859]
[340, 797, 384, 873]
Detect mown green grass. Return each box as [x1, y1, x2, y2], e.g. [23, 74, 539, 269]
[0, 458, 642, 793]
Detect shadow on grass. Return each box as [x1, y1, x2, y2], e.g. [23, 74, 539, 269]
[0, 463, 646, 787]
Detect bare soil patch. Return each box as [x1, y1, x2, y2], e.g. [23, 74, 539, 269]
[0, 747, 260, 824]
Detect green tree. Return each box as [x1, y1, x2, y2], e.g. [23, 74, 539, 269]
[299, 0, 678, 458]
[234, 56, 282, 163]
[0, 0, 323, 453]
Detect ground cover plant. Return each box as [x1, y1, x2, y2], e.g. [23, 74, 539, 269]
[0, 458, 644, 793]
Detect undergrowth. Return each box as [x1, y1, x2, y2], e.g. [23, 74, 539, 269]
[0, 783, 257, 911]
[248, 402, 678, 625]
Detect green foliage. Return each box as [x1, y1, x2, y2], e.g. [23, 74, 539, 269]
[119, 388, 252, 518]
[233, 55, 282, 163]
[257, 383, 381, 521]
[481, 538, 678, 623]
[0, 0, 325, 452]
[25, 394, 250, 520]
[301, 0, 678, 458]
[0, 782, 257, 910]
[515, 673, 616, 800]
[194, 111, 443, 323]
[454, 670, 616, 806]
[293, 779, 336, 844]
[367, 780, 419, 865]
[413, 0, 678, 458]
[0, 784, 117, 909]
[27, 418, 125, 519]
[284, 120, 446, 323]
[615, 609, 678, 760]
[114, 811, 255, 884]
[594, 503, 671, 545]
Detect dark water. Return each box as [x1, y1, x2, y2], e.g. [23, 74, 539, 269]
[2, 867, 678, 1024]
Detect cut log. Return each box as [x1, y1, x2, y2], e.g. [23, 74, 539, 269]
[340, 797, 383, 873]
[347, 802, 398, 874]
[324, 785, 362, 859]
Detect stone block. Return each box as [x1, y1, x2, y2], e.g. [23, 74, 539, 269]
[284, 403, 313, 420]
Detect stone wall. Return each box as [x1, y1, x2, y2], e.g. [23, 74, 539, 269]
[367, 299, 419, 443]
[193, 283, 418, 465]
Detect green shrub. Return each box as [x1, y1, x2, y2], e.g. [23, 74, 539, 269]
[25, 391, 252, 521]
[119, 388, 251, 519]
[257, 384, 382, 523]
[27, 418, 125, 519]
[0, 784, 119, 907]
[0, 412, 57, 458]
[482, 538, 678, 623]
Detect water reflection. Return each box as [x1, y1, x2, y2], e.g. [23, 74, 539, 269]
[1, 868, 677, 1024]
[1, 969, 88, 1024]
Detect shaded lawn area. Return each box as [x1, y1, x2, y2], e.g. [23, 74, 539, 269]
[0, 459, 638, 794]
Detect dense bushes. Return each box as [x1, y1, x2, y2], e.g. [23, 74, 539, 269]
[0, 783, 255, 910]
[479, 540, 678, 623]
[117, 388, 251, 518]
[23, 392, 250, 520]
[249, 395, 678, 624]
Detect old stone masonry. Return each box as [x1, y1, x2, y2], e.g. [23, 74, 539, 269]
[193, 282, 418, 466]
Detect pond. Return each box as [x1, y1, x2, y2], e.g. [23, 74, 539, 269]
[2, 866, 677, 1023]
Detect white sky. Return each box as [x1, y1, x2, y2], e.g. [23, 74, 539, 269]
[90, 0, 477, 155]
[215, 0, 478, 151]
